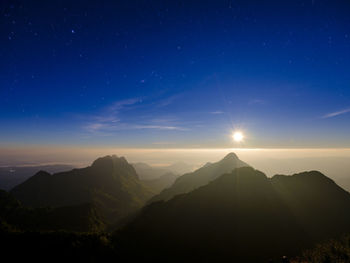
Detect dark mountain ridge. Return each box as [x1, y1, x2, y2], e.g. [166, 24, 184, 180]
[271, 170, 350, 241]
[116, 166, 350, 262]
[0, 164, 75, 191]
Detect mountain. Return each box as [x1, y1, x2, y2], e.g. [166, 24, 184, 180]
[336, 176, 350, 192]
[115, 167, 308, 262]
[271, 170, 350, 241]
[0, 164, 74, 191]
[0, 189, 104, 232]
[11, 155, 154, 224]
[115, 167, 350, 262]
[149, 152, 249, 202]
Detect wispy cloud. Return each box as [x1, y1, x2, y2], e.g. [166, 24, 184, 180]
[108, 98, 142, 112]
[84, 98, 141, 133]
[322, 108, 350, 119]
[248, 99, 266, 105]
[134, 125, 187, 131]
[157, 94, 182, 107]
[83, 97, 188, 134]
[152, 141, 176, 145]
[210, 111, 224, 115]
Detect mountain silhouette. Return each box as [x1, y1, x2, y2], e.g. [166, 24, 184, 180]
[0, 164, 75, 191]
[271, 170, 350, 241]
[115, 167, 350, 262]
[10, 155, 154, 224]
[149, 152, 249, 202]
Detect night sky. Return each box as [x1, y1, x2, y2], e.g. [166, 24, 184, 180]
[1, 0, 350, 149]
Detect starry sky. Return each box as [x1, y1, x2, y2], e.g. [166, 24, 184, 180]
[1, 0, 350, 149]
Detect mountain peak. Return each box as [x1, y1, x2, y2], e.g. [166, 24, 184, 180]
[33, 170, 51, 178]
[10, 154, 153, 224]
[272, 170, 330, 182]
[90, 155, 139, 181]
[91, 155, 129, 168]
[221, 152, 239, 162]
[149, 152, 250, 203]
[91, 155, 115, 169]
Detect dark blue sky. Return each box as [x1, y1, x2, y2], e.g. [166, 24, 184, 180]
[1, 0, 350, 148]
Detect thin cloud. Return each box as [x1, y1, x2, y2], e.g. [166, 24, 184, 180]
[108, 98, 142, 112]
[83, 98, 188, 134]
[248, 99, 266, 105]
[322, 108, 350, 119]
[85, 122, 188, 133]
[210, 111, 224, 114]
[152, 141, 176, 145]
[133, 125, 188, 131]
[157, 94, 183, 107]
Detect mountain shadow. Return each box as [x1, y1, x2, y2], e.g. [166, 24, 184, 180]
[0, 229, 116, 263]
[148, 152, 249, 203]
[0, 189, 105, 232]
[294, 234, 350, 262]
[10, 155, 154, 224]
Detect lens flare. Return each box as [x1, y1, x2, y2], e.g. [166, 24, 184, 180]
[233, 131, 244, 142]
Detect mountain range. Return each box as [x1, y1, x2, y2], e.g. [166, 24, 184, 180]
[149, 152, 249, 202]
[10, 155, 154, 224]
[2, 152, 350, 262]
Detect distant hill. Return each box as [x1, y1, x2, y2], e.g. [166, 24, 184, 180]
[115, 167, 350, 262]
[142, 172, 178, 194]
[0, 164, 75, 191]
[165, 161, 197, 175]
[132, 161, 194, 181]
[149, 152, 249, 202]
[11, 155, 154, 224]
[0, 189, 104, 232]
[132, 162, 172, 180]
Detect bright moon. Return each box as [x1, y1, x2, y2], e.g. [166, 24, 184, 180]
[233, 131, 244, 142]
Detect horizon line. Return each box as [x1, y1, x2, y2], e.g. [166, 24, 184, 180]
[1, 145, 350, 151]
